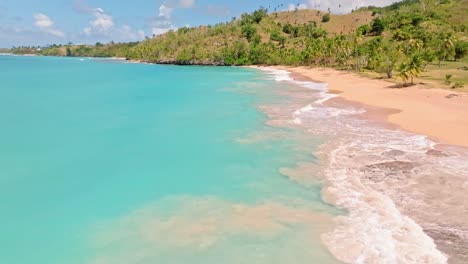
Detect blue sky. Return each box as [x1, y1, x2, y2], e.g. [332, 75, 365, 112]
[0, 0, 398, 47]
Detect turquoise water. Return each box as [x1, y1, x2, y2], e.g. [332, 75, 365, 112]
[0, 55, 338, 263]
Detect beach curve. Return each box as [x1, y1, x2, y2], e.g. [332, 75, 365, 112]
[252, 66, 468, 263]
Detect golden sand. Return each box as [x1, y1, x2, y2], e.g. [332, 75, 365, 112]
[270, 66, 468, 148]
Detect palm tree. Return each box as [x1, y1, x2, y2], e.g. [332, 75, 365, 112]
[354, 34, 363, 71]
[398, 54, 423, 85]
[437, 32, 456, 66]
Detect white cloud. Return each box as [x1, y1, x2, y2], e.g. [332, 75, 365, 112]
[34, 13, 53, 28]
[151, 20, 177, 36]
[79, 5, 144, 42]
[33, 13, 65, 38]
[159, 4, 173, 19]
[152, 0, 195, 36]
[84, 8, 114, 35]
[119, 25, 145, 40]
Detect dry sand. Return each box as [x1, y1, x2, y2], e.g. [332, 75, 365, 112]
[269, 66, 468, 148]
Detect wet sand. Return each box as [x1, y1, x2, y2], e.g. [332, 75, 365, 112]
[268, 66, 468, 148]
[252, 66, 468, 264]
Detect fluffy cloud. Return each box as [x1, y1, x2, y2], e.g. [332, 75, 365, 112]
[150, 4, 176, 35]
[119, 25, 145, 41]
[33, 13, 65, 38]
[84, 8, 114, 35]
[151, 0, 195, 36]
[79, 6, 144, 42]
[151, 20, 177, 35]
[159, 4, 173, 19]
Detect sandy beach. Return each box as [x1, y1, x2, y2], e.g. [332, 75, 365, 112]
[252, 65, 468, 263]
[270, 66, 468, 148]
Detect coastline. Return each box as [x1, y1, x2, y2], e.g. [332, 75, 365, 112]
[266, 66, 468, 148]
[253, 66, 468, 263]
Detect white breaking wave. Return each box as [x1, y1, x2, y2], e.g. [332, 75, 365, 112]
[321, 139, 447, 264]
[258, 67, 338, 105]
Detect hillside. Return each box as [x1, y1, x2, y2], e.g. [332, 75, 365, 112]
[125, 8, 376, 65]
[273, 9, 374, 34]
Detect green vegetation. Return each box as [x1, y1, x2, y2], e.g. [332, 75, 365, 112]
[33, 42, 139, 57]
[9, 46, 39, 54]
[10, 0, 468, 87]
[322, 13, 331, 23]
[445, 74, 453, 84]
[452, 81, 465, 88]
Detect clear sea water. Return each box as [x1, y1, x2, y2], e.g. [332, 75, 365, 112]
[0, 55, 339, 264]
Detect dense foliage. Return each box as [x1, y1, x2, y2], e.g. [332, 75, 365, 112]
[19, 42, 140, 58]
[10, 0, 468, 84]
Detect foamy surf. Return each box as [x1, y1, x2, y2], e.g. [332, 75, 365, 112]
[258, 67, 336, 105]
[255, 67, 452, 264]
[321, 140, 447, 264]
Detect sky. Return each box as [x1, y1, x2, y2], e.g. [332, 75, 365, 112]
[0, 0, 399, 47]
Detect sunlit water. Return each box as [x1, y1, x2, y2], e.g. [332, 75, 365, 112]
[0, 56, 340, 264]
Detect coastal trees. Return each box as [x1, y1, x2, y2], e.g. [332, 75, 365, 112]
[454, 40, 468, 60]
[270, 30, 286, 47]
[241, 23, 257, 42]
[373, 41, 401, 78]
[240, 7, 267, 25]
[333, 35, 353, 67]
[370, 18, 386, 35]
[252, 7, 268, 23]
[356, 24, 371, 36]
[435, 32, 456, 65]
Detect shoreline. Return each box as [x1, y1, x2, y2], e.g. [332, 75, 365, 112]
[254, 66, 468, 263]
[266, 66, 468, 148]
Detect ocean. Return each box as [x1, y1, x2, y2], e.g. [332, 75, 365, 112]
[2, 55, 465, 264]
[0, 55, 340, 264]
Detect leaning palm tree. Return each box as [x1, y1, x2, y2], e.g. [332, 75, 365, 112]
[398, 54, 424, 85]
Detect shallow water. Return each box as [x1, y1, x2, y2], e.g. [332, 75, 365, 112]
[0, 56, 339, 264]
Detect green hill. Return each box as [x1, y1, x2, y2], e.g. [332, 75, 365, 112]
[12, 0, 468, 87]
[125, 8, 374, 65]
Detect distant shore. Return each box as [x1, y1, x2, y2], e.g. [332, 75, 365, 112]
[264, 66, 468, 148]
